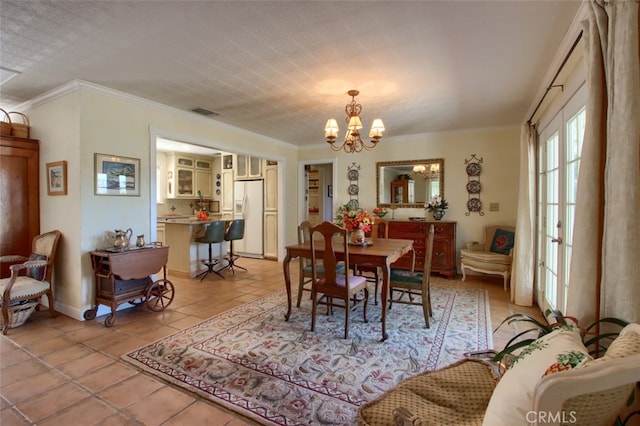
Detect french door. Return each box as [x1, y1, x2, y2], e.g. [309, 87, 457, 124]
[537, 85, 586, 314]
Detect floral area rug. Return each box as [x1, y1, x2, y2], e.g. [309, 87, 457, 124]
[123, 285, 492, 425]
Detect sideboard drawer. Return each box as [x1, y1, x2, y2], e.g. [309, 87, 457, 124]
[389, 220, 456, 278]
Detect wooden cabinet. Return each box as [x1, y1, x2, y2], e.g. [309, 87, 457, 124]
[166, 154, 212, 199]
[0, 136, 40, 278]
[194, 159, 212, 199]
[391, 179, 415, 203]
[166, 154, 195, 198]
[263, 161, 278, 259]
[388, 220, 456, 278]
[234, 154, 263, 180]
[221, 168, 234, 213]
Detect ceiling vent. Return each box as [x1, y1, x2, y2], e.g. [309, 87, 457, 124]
[191, 107, 219, 117]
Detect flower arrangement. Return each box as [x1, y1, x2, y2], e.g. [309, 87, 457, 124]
[425, 196, 448, 220]
[424, 196, 449, 212]
[335, 205, 375, 233]
[373, 207, 388, 218]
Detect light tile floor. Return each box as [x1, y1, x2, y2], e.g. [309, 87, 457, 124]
[1, 258, 542, 425]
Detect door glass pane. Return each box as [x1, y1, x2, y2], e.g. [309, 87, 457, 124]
[544, 132, 560, 311]
[562, 106, 585, 311]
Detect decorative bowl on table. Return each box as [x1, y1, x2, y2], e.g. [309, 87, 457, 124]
[373, 208, 388, 218]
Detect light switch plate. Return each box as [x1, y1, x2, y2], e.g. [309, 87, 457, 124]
[489, 202, 500, 212]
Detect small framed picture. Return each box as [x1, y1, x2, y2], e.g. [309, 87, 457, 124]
[46, 161, 67, 196]
[95, 153, 140, 196]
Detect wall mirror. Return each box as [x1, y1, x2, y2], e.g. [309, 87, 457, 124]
[376, 158, 444, 208]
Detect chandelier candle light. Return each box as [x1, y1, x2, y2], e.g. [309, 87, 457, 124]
[325, 90, 385, 153]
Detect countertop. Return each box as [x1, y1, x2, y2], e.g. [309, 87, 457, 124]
[158, 214, 223, 225]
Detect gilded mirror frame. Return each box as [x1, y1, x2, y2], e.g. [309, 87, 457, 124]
[376, 158, 445, 208]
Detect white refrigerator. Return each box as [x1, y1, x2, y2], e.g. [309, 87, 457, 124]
[234, 180, 264, 257]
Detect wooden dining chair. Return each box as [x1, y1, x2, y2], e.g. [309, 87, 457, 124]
[353, 217, 389, 305]
[297, 221, 345, 307]
[309, 221, 369, 339]
[388, 224, 435, 328]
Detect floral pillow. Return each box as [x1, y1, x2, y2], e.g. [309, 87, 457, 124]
[482, 326, 591, 426]
[490, 228, 515, 255]
[26, 254, 48, 281]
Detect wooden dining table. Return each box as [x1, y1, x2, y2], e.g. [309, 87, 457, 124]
[282, 237, 414, 341]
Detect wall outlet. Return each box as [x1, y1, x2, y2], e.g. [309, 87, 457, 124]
[489, 202, 500, 212]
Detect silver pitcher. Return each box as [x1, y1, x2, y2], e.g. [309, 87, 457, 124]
[108, 228, 132, 250]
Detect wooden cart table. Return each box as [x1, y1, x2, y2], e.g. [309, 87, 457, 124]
[85, 245, 174, 327]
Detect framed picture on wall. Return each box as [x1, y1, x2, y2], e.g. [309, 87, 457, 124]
[46, 161, 67, 196]
[95, 153, 140, 196]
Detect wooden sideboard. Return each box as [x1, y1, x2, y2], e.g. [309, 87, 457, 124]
[388, 220, 457, 278]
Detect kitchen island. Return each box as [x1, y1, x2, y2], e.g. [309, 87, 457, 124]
[160, 215, 227, 278]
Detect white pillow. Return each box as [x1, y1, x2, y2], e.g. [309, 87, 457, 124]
[482, 326, 591, 426]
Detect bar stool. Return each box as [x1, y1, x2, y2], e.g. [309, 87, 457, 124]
[194, 220, 226, 281]
[223, 219, 247, 274]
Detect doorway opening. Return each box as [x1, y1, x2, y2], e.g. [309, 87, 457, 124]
[298, 159, 336, 226]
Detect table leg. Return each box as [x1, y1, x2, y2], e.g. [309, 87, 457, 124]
[380, 260, 390, 341]
[282, 253, 293, 321]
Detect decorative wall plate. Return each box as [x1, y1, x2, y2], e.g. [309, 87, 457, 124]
[466, 162, 481, 176]
[348, 169, 359, 180]
[216, 173, 221, 179]
[216, 189, 221, 195]
[348, 184, 359, 195]
[216, 181, 221, 187]
[467, 197, 482, 212]
[466, 180, 481, 194]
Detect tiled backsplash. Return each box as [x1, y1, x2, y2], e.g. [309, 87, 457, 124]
[157, 199, 199, 216]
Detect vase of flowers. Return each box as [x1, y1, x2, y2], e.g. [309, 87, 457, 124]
[335, 205, 375, 244]
[425, 196, 448, 221]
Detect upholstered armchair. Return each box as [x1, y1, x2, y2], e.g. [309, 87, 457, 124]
[460, 225, 515, 290]
[0, 230, 61, 334]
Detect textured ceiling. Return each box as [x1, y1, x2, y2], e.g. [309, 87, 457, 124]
[0, 0, 581, 147]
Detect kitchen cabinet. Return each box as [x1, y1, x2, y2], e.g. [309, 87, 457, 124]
[263, 161, 278, 259]
[234, 154, 263, 180]
[0, 136, 39, 278]
[166, 154, 213, 199]
[166, 154, 195, 198]
[195, 159, 212, 198]
[221, 168, 234, 213]
[157, 223, 166, 246]
[388, 220, 456, 278]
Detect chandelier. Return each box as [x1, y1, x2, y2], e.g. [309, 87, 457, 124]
[413, 163, 440, 179]
[324, 90, 385, 153]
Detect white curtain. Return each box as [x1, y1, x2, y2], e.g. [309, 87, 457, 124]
[511, 123, 537, 306]
[566, 0, 640, 325]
